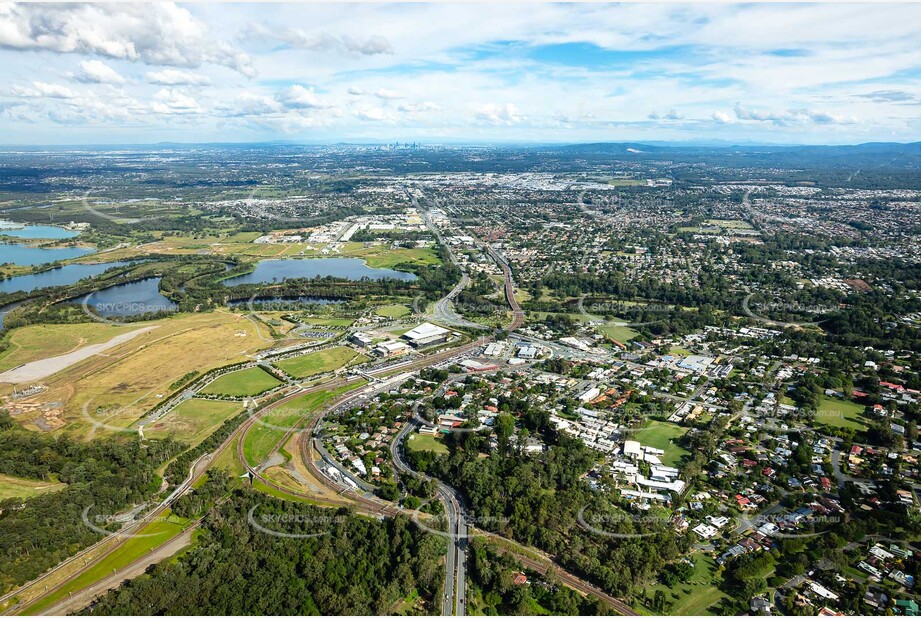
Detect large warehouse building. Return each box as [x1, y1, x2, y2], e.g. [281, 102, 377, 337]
[402, 322, 452, 347]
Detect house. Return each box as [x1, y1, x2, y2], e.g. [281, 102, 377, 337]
[750, 596, 772, 615]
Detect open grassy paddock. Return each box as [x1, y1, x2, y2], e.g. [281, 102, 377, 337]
[144, 399, 244, 447]
[406, 433, 449, 455]
[599, 324, 640, 342]
[199, 366, 281, 397]
[638, 420, 690, 467]
[634, 553, 727, 615]
[375, 304, 411, 318]
[0, 473, 66, 501]
[816, 396, 867, 430]
[273, 346, 367, 379]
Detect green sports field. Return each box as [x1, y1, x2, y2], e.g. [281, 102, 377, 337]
[199, 366, 281, 397]
[273, 346, 366, 379]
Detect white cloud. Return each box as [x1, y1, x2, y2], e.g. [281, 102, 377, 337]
[151, 88, 202, 115]
[712, 111, 733, 124]
[373, 89, 402, 100]
[74, 60, 125, 84]
[0, 3, 254, 76]
[243, 23, 393, 56]
[146, 69, 210, 86]
[398, 101, 440, 113]
[648, 109, 684, 121]
[218, 92, 283, 117]
[353, 107, 393, 122]
[473, 103, 525, 125]
[277, 85, 328, 109]
[10, 81, 77, 99]
[733, 102, 856, 126]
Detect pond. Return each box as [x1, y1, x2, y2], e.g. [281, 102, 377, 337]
[70, 278, 177, 317]
[0, 244, 94, 266]
[0, 262, 130, 295]
[221, 258, 416, 286]
[0, 222, 79, 240]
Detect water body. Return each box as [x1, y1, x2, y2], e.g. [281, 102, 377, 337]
[0, 244, 94, 266]
[0, 262, 130, 295]
[0, 222, 79, 240]
[221, 258, 416, 286]
[0, 301, 24, 329]
[71, 278, 177, 317]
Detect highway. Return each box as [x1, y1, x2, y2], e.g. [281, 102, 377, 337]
[390, 420, 468, 616]
[414, 196, 488, 331]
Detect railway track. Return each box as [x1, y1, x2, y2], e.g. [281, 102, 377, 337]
[490, 542, 638, 615]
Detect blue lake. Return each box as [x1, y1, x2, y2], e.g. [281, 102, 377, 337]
[0, 262, 130, 295]
[70, 278, 177, 317]
[0, 244, 94, 266]
[221, 258, 416, 286]
[0, 222, 79, 240]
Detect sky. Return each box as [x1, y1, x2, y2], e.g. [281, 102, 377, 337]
[0, 2, 919, 146]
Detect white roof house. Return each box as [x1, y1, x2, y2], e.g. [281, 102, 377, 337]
[623, 440, 643, 458]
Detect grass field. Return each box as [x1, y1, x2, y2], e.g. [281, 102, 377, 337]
[213, 433, 247, 477]
[242, 383, 363, 466]
[0, 473, 65, 501]
[376, 304, 411, 318]
[406, 433, 449, 455]
[706, 219, 754, 230]
[638, 420, 689, 467]
[199, 366, 281, 397]
[21, 510, 191, 615]
[300, 317, 355, 327]
[599, 324, 640, 342]
[144, 399, 243, 447]
[137, 235, 441, 270]
[635, 553, 727, 615]
[816, 396, 867, 429]
[0, 323, 140, 373]
[338, 244, 440, 269]
[273, 346, 367, 379]
[1, 311, 275, 434]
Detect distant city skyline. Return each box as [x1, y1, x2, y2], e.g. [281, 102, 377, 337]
[0, 2, 919, 145]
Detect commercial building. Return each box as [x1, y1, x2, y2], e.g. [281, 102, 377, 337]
[402, 322, 452, 347]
